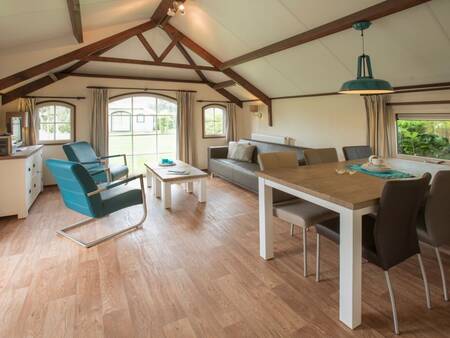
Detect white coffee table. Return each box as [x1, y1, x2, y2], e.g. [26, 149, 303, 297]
[145, 160, 208, 209]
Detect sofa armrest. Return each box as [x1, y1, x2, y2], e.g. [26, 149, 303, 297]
[208, 146, 228, 159]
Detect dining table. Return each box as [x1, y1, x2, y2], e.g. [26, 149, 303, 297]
[255, 157, 449, 330]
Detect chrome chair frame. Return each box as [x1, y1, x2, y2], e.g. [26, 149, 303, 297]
[57, 174, 147, 248]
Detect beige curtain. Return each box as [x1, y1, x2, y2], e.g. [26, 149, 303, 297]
[17, 97, 37, 145]
[225, 103, 237, 142]
[90, 88, 109, 157]
[176, 91, 195, 164]
[364, 95, 396, 158]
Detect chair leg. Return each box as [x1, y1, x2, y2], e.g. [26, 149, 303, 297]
[418, 253, 432, 309]
[384, 270, 400, 335]
[290, 224, 295, 236]
[435, 247, 448, 302]
[316, 233, 320, 282]
[303, 227, 307, 277]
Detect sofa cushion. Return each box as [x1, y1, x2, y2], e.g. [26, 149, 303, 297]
[227, 142, 256, 163]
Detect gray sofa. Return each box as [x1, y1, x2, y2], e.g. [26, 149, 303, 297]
[208, 139, 308, 202]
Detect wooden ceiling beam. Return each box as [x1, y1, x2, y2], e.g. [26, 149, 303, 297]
[220, 0, 431, 70]
[1, 45, 117, 105]
[136, 33, 159, 61]
[80, 55, 220, 71]
[212, 80, 236, 90]
[0, 20, 157, 91]
[170, 35, 243, 108]
[175, 42, 209, 82]
[163, 24, 268, 119]
[67, 72, 206, 84]
[66, 0, 83, 43]
[157, 37, 180, 62]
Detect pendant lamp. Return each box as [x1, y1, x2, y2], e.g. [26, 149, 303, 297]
[339, 21, 394, 95]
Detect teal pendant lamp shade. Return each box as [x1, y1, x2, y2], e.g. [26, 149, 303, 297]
[339, 21, 394, 95]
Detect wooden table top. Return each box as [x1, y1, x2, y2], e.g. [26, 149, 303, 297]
[255, 160, 386, 210]
[0, 145, 43, 161]
[145, 160, 208, 182]
[257, 158, 449, 210]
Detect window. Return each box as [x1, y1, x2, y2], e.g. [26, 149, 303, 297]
[396, 114, 450, 161]
[202, 104, 226, 138]
[36, 101, 75, 144]
[108, 93, 177, 174]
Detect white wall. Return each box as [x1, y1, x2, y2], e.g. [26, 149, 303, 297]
[240, 89, 450, 160]
[0, 76, 244, 185]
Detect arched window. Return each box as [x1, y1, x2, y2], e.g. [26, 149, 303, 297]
[202, 104, 226, 138]
[108, 93, 177, 174]
[36, 101, 75, 144]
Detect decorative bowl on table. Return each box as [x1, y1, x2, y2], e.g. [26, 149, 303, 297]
[361, 162, 392, 173]
[159, 159, 176, 167]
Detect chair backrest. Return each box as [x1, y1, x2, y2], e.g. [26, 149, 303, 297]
[46, 159, 102, 218]
[374, 173, 431, 270]
[342, 145, 372, 161]
[257, 151, 298, 171]
[63, 141, 98, 164]
[304, 148, 338, 165]
[424, 170, 450, 246]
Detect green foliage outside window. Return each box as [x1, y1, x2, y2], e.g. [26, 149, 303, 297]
[397, 119, 450, 160]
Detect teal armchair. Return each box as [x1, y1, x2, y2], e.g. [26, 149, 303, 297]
[46, 159, 147, 248]
[63, 141, 128, 184]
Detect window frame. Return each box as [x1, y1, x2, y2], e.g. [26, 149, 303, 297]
[202, 104, 227, 139]
[36, 100, 76, 145]
[394, 112, 450, 164]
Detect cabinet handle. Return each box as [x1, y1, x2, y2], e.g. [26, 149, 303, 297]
[33, 164, 36, 168]
[28, 168, 31, 172]
[34, 184, 36, 188]
[29, 189, 31, 194]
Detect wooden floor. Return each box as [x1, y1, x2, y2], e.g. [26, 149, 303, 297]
[1, 177, 450, 338]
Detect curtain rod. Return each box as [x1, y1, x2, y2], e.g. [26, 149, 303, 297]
[387, 100, 450, 106]
[26, 95, 86, 100]
[197, 99, 231, 103]
[87, 86, 196, 93]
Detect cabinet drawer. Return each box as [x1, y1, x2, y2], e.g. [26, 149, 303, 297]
[27, 175, 42, 208]
[25, 151, 43, 176]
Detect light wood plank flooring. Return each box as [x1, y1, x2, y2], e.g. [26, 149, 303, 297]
[1, 177, 449, 337]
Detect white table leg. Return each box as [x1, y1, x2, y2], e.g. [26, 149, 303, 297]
[153, 177, 161, 198]
[146, 169, 152, 188]
[198, 178, 206, 203]
[162, 182, 172, 209]
[186, 181, 194, 193]
[258, 177, 273, 260]
[339, 208, 363, 329]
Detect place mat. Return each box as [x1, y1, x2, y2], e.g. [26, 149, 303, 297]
[347, 164, 415, 179]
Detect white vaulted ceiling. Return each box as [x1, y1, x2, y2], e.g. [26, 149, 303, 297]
[1, 0, 450, 100]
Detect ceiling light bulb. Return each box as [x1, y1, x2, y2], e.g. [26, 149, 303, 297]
[167, 7, 176, 16]
[178, 3, 185, 11]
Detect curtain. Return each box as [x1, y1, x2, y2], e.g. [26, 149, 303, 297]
[364, 95, 396, 158]
[17, 97, 37, 145]
[225, 103, 238, 142]
[176, 91, 196, 164]
[90, 88, 109, 157]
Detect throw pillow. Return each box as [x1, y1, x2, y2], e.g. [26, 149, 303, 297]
[227, 142, 255, 162]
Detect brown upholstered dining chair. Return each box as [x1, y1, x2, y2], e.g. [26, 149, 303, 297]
[342, 145, 372, 161]
[316, 174, 432, 335]
[258, 151, 336, 277]
[416, 170, 450, 302]
[303, 148, 338, 165]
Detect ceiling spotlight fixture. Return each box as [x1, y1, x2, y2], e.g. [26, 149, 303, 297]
[339, 21, 394, 95]
[167, 1, 185, 17]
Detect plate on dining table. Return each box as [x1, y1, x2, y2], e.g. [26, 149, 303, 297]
[361, 162, 392, 173]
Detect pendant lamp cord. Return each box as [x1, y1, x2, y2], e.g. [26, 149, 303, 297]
[361, 29, 366, 77]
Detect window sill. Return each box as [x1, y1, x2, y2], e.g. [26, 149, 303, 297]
[395, 154, 450, 166]
[203, 135, 226, 139]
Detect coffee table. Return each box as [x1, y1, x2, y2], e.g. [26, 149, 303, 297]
[145, 160, 208, 209]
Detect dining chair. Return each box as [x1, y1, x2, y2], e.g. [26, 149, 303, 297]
[304, 148, 338, 165]
[258, 151, 337, 277]
[63, 141, 129, 184]
[416, 170, 450, 302]
[316, 174, 432, 334]
[342, 145, 372, 161]
[46, 159, 147, 248]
